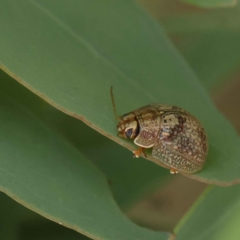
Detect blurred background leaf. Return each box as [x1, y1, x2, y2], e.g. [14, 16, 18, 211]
[175, 184, 240, 240]
[180, 0, 237, 8]
[139, 0, 240, 91]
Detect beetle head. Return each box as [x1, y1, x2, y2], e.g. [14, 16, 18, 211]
[117, 113, 140, 139]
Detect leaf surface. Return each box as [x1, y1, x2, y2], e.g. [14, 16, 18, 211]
[0, 192, 88, 240]
[1, 0, 240, 185]
[0, 71, 171, 240]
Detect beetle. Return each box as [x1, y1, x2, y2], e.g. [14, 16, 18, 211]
[111, 87, 208, 174]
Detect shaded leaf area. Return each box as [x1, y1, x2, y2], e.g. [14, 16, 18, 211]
[172, 32, 240, 91]
[52, 112, 170, 209]
[1, 0, 240, 185]
[164, 3, 240, 91]
[180, 0, 237, 8]
[0, 192, 89, 240]
[175, 185, 240, 240]
[0, 72, 171, 240]
[139, 0, 240, 91]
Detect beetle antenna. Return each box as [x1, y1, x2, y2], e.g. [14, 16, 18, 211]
[110, 86, 119, 120]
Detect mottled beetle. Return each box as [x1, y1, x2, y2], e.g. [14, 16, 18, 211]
[111, 87, 208, 174]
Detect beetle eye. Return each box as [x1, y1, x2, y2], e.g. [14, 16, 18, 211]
[125, 128, 133, 138]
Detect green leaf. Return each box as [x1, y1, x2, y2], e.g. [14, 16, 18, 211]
[172, 32, 240, 91]
[139, 1, 240, 91]
[3, 68, 170, 209]
[175, 185, 240, 239]
[58, 120, 170, 209]
[0, 192, 88, 240]
[180, 0, 237, 8]
[1, 0, 240, 186]
[0, 70, 171, 239]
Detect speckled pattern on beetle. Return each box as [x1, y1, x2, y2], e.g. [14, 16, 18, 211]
[117, 104, 208, 174]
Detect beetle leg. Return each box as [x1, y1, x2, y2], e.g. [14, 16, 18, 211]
[133, 147, 146, 158]
[170, 168, 179, 174]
